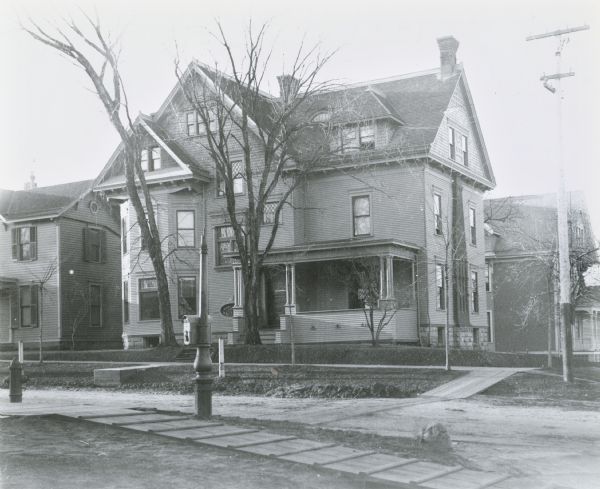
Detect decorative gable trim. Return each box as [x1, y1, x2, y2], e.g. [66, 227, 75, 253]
[455, 69, 496, 187]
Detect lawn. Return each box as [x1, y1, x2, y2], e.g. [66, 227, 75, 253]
[0, 362, 463, 399]
[481, 367, 600, 406]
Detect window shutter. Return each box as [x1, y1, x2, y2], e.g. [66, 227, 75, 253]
[11, 228, 18, 260]
[9, 287, 19, 329]
[101, 230, 107, 263]
[30, 226, 37, 260]
[82, 227, 89, 261]
[31, 285, 39, 328]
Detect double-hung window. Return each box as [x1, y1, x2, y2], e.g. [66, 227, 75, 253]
[11, 226, 37, 261]
[433, 193, 442, 235]
[83, 228, 104, 263]
[215, 226, 237, 266]
[359, 122, 375, 150]
[19, 285, 39, 327]
[186, 111, 199, 136]
[436, 264, 445, 310]
[121, 217, 128, 254]
[485, 263, 491, 292]
[89, 284, 102, 327]
[140, 147, 161, 172]
[263, 202, 282, 225]
[461, 135, 468, 166]
[352, 196, 371, 236]
[469, 207, 477, 245]
[178, 277, 197, 318]
[217, 160, 245, 196]
[139, 278, 160, 320]
[176, 210, 195, 248]
[448, 127, 456, 160]
[471, 271, 479, 313]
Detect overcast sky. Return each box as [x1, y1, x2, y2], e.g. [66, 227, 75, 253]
[1, 0, 599, 236]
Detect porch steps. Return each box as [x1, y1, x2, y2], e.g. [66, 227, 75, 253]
[259, 330, 278, 345]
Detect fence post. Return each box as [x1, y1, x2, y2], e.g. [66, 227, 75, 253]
[218, 338, 225, 378]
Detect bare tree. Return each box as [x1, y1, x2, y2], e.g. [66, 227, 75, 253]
[176, 22, 334, 344]
[23, 14, 178, 346]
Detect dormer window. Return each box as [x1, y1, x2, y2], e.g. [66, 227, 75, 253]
[333, 121, 376, 154]
[140, 147, 161, 172]
[359, 122, 375, 150]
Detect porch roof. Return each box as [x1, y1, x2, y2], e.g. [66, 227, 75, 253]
[0, 276, 18, 289]
[257, 238, 419, 265]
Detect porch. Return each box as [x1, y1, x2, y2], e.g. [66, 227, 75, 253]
[230, 239, 420, 344]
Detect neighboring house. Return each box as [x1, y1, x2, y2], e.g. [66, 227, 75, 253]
[0, 180, 122, 350]
[574, 286, 600, 352]
[94, 35, 496, 349]
[485, 192, 597, 353]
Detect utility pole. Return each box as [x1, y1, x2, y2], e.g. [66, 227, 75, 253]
[526, 25, 589, 383]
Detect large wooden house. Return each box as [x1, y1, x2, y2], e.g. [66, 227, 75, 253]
[0, 180, 122, 350]
[94, 36, 496, 349]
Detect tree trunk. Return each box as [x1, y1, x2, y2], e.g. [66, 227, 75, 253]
[242, 260, 263, 345]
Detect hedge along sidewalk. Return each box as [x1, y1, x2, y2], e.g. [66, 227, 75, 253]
[1, 343, 577, 368]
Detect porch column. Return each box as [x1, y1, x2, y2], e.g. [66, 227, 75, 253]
[284, 264, 297, 315]
[385, 256, 394, 300]
[379, 256, 386, 299]
[232, 266, 244, 318]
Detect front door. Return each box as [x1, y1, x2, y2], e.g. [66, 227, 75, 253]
[264, 267, 286, 328]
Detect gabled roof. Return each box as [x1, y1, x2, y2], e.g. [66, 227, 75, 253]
[94, 112, 209, 192]
[0, 180, 93, 222]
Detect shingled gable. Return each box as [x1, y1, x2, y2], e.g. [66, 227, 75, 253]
[94, 112, 209, 192]
[0, 179, 94, 223]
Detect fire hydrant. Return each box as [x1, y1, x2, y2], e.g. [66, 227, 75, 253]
[9, 358, 22, 403]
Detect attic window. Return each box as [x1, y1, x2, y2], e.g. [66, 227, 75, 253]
[141, 147, 162, 172]
[186, 110, 217, 136]
[333, 121, 376, 154]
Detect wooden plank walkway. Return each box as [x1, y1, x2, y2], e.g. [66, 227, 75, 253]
[73, 409, 511, 489]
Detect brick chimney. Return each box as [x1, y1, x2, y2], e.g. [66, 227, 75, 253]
[277, 74, 300, 102]
[437, 36, 459, 80]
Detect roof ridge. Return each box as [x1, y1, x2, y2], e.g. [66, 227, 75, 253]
[332, 67, 443, 91]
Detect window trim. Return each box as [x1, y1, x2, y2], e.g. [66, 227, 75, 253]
[83, 226, 104, 263]
[351, 194, 372, 237]
[176, 210, 196, 248]
[214, 225, 238, 267]
[19, 284, 39, 328]
[216, 159, 245, 197]
[433, 192, 443, 236]
[469, 206, 477, 245]
[11, 226, 37, 262]
[140, 147, 162, 172]
[139, 277, 160, 321]
[262, 201, 283, 225]
[89, 283, 103, 328]
[461, 134, 469, 166]
[448, 126, 456, 160]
